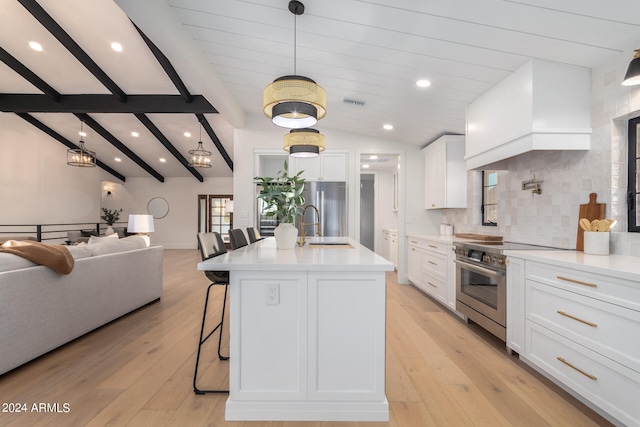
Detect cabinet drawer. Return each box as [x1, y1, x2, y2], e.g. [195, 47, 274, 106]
[526, 322, 640, 427]
[420, 272, 447, 304]
[526, 261, 640, 312]
[422, 251, 447, 277]
[527, 280, 640, 374]
[421, 240, 449, 256]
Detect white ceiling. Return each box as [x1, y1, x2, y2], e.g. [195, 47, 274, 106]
[2, 0, 640, 181]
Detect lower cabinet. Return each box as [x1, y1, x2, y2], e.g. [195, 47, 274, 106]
[406, 235, 458, 314]
[383, 229, 398, 270]
[507, 255, 640, 426]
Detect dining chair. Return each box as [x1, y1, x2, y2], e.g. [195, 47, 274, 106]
[194, 232, 229, 394]
[246, 227, 263, 243]
[228, 228, 248, 250]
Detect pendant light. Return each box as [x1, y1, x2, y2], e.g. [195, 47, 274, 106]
[263, 1, 326, 129]
[189, 123, 212, 168]
[283, 128, 325, 158]
[622, 49, 640, 86]
[67, 120, 96, 167]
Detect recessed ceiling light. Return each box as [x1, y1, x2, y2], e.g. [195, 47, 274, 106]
[383, 124, 393, 130]
[114, 157, 122, 162]
[416, 79, 431, 88]
[111, 42, 123, 52]
[362, 164, 370, 168]
[369, 155, 378, 160]
[79, 131, 87, 137]
[159, 158, 166, 163]
[131, 131, 139, 137]
[184, 132, 191, 138]
[29, 41, 43, 51]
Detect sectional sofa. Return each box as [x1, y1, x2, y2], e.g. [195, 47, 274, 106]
[0, 236, 163, 375]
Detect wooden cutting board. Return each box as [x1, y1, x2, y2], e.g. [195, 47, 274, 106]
[576, 193, 605, 251]
[453, 233, 503, 241]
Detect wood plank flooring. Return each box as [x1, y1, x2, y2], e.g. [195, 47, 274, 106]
[0, 249, 613, 426]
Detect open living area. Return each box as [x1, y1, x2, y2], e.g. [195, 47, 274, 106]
[2, 0, 640, 425]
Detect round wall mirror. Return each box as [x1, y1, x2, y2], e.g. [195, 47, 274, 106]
[147, 197, 169, 219]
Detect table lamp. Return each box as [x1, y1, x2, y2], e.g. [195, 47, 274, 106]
[127, 214, 154, 246]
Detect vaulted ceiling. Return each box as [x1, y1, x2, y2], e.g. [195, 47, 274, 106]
[2, 0, 640, 181]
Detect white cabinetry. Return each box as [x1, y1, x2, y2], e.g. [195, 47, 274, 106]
[383, 229, 398, 270]
[507, 254, 640, 426]
[406, 235, 458, 313]
[290, 151, 348, 181]
[465, 59, 591, 170]
[422, 135, 466, 209]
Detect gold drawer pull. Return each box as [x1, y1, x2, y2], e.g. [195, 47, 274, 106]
[557, 311, 597, 327]
[557, 276, 597, 288]
[428, 245, 438, 249]
[411, 248, 416, 251]
[428, 261, 438, 266]
[557, 357, 597, 381]
[427, 282, 437, 288]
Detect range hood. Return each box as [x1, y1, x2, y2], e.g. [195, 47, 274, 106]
[465, 59, 591, 170]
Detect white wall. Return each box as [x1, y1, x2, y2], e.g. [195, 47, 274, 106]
[0, 113, 111, 226]
[442, 50, 640, 256]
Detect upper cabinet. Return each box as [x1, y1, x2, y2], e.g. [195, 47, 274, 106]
[423, 135, 466, 209]
[465, 59, 591, 170]
[290, 151, 348, 181]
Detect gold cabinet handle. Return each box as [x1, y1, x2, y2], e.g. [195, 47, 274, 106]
[557, 276, 597, 288]
[556, 310, 597, 327]
[427, 282, 437, 288]
[411, 248, 416, 252]
[428, 245, 437, 249]
[428, 261, 438, 266]
[410, 240, 418, 244]
[557, 357, 597, 380]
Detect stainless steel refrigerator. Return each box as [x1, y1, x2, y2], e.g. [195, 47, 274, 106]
[257, 181, 347, 237]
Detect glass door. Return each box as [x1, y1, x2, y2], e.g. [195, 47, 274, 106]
[197, 194, 233, 242]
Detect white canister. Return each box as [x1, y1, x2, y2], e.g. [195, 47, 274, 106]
[444, 225, 453, 235]
[440, 223, 450, 235]
[583, 231, 609, 255]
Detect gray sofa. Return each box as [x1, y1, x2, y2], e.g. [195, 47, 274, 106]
[0, 236, 163, 375]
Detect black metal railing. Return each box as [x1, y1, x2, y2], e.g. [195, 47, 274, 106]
[0, 221, 128, 244]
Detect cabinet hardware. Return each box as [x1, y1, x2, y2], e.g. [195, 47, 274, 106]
[556, 311, 597, 327]
[427, 282, 437, 288]
[411, 248, 416, 252]
[556, 276, 597, 288]
[428, 261, 438, 266]
[557, 357, 597, 380]
[428, 245, 437, 249]
[410, 240, 418, 244]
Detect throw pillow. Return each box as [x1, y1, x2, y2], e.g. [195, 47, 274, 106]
[88, 233, 119, 245]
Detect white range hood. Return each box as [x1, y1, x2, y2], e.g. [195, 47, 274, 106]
[465, 59, 591, 170]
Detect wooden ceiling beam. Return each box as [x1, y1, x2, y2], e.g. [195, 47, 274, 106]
[0, 47, 61, 101]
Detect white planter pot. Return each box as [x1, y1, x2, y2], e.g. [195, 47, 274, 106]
[274, 222, 298, 250]
[105, 225, 115, 236]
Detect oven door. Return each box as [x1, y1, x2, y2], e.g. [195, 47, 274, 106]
[455, 259, 506, 327]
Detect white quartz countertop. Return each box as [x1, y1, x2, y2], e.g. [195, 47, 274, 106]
[407, 234, 455, 243]
[198, 237, 394, 272]
[504, 250, 640, 282]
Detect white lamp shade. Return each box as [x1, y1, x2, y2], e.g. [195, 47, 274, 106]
[225, 200, 234, 213]
[127, 214, 155, 233]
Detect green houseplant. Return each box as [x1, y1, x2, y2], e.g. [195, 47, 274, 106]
[101, 208, 123, 236]
[255, 160, 305, 249]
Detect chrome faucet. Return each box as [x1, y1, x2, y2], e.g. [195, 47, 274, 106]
[298, 204, 321, 246]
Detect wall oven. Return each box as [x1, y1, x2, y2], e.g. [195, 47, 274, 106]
[454, 244, 506, 341]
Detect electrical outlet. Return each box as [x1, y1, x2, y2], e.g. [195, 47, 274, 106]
[266, 284, 279, 305]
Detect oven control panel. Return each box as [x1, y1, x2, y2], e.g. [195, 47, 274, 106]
[454, 246, 506, 268]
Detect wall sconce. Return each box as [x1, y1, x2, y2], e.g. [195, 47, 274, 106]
[522, 175, 542, 196]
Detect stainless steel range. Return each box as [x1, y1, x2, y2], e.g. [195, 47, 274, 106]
[453, 240, 556, 341]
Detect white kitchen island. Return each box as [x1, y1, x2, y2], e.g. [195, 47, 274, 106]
[198, 237, 393, 421]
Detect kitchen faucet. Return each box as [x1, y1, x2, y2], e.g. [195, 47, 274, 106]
[298, 204, 321, 246]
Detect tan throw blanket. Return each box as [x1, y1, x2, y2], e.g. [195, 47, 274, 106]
[0, 240, 74, 274]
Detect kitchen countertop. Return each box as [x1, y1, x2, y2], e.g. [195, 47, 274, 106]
[504, 250, 640, 282]
[198, 236, 394, 272]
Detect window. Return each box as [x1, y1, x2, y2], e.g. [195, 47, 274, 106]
[481, 170, 498, 226]
[628, 116, 640, 232]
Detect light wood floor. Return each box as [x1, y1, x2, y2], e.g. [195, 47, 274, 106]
[0, 249, 613, 427]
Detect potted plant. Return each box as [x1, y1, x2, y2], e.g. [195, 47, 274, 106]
[101, 208, 123, 235]
[255, 160, 305, 249]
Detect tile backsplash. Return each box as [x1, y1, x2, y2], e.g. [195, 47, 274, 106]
[442, 52, 640, 257]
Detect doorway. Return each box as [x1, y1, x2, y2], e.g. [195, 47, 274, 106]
[198, 194, 233, 242]
[360, 174, 375, 250]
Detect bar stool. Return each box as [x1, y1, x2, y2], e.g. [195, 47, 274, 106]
[246, 227, 263, 243]
[228, 228, 248, 250]
[194, 232, 229, 394]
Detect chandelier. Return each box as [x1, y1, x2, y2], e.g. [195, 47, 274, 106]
[262, 1, 326, 129]
[67, 120, 96, 167]
[189, 122, 212, 168]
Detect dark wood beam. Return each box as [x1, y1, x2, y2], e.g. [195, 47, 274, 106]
[133, 23, 193, 103]
[0, 94, 218, 114]
[0, 47, 60, 101]
[75, 113, 164, 183]
[196, 113, 233, 171]
[17, 0, 127, 102]
[15, 113, 126, 182]
[134, 113, 204, 182]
